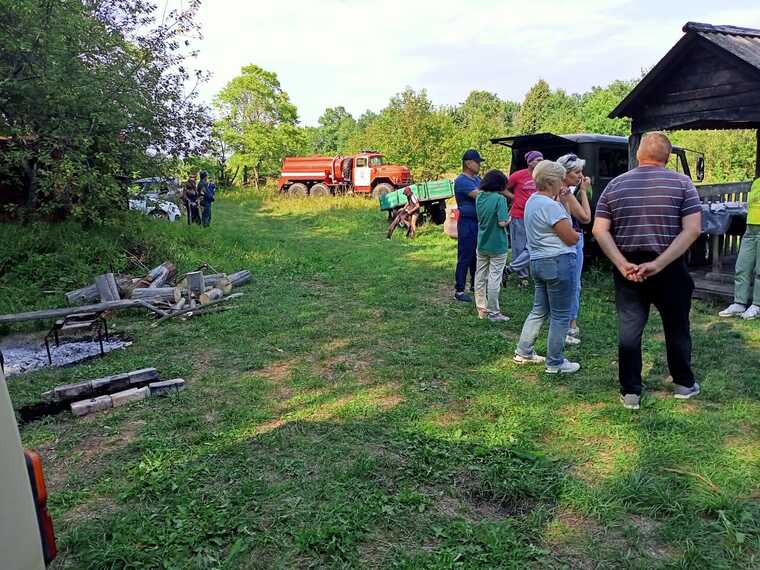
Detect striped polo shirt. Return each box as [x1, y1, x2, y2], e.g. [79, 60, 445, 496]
[595, 165, 701, 253]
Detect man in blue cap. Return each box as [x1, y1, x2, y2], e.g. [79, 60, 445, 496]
[453, 149, 483, 301]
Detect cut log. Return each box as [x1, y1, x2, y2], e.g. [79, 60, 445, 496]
[229, 270, 252, 288]
[199, 288, 224, 305]
[111, 386, 149, 408]
[173, 298, 187, 311]
[148, 262, 177, 288]
[186, 271, 205, 296]
[148, 378, 185, 396]
[71, 395, 113, 417]
[65, 275, 133, 305]
[130, 287, 182, 303]
[95, 273, 121, 302]
[0, 300, 150, 325]
[64, 284, 99, 305]
[152, 293, 243, 327]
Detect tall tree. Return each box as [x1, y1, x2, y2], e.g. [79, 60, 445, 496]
[0, 0, 210, 221]
[313, 106, 357, 154]
[515, 79, 552, 134]
[214, 65, 306, 188]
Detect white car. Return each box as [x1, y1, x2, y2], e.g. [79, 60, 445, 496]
[128, 192, 182, 221]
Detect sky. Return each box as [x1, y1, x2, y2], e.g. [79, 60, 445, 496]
[184, 0, 760, 126]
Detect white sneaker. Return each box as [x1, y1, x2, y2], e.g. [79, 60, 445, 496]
[741, 305, 760, 320]
[565, 335, 581, 346]
[719, 303, 746, 317]
[545, 359, 581, 374]
[513, 353, 546, 365]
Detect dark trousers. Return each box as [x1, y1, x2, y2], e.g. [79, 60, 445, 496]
[187, 203, 201, 225]
[201, 203, 212, 227]
[455, 217, 478, 292]
[613, 253, 696, 395]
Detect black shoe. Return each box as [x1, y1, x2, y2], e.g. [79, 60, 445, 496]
[454, 292, 472, 302]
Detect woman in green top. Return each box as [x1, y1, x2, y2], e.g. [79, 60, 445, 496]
[474, 170, 510, 322]
[719, 177, 760, 320]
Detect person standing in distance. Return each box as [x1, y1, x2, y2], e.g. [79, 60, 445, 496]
[503, 150, 543, 285]
[453, 149, 483, 302]
[592, 132, 702, 411]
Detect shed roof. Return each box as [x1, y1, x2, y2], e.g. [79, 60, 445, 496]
[609, 21, 760, 128]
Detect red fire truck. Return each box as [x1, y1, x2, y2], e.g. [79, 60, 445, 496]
[277, 151, 412, 198]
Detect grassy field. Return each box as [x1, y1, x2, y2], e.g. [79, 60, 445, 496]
[3, 191, 760, 569]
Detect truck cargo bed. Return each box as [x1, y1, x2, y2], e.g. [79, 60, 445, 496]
[379, 179, 454, 211]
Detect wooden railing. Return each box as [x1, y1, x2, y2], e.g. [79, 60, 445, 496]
[696, 181, 750, 272]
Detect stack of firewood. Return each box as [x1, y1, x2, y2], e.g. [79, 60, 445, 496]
[62, 262, 251, 325]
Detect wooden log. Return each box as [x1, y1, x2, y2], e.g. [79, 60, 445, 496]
[173, 298, 187, 312]
[199, 288, 224, 305]
[130, 287, 181, 303]
[186, 271, 205, 296]
[152, 293, 243, 327]
[229, 270, 252, 288]
[95, 273, 121, 302]
[65, 275, 133, 305]
[0, 300, 148, 325]
[65, 284, 99, 305]
[148, 262, 177, 288]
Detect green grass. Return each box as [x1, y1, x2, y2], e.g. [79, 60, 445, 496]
[3, 190, 760, 569]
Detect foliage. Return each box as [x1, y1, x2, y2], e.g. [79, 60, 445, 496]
[214, 65, 308, 188]
[311, 106, 359, 154]
[0, 0, 210, 222]
[514, 79, 552, 135]
[346, 88, 459, 179]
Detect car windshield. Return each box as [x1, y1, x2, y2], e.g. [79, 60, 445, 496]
[369, 156, 384, 167]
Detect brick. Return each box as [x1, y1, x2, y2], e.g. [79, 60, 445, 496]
[71, 395, 112, 417]
[110, 386, 149, 408]
[148, 378, 185, 397]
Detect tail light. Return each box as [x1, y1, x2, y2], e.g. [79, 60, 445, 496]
[24, 450, 57, 565]
[449, 208, 460, 221]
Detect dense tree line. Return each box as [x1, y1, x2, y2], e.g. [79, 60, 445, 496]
[216, 66, 757, 186]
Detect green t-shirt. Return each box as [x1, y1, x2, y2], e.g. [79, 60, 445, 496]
[476, 192, 509, 255]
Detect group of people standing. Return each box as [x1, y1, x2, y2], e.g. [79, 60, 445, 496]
[181, 171, 216, 227]
[453, 132, 706, 410]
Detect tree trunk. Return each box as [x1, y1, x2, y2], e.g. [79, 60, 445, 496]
[65, 275, 134, 305]
[130, 287, 182, 303]
[229, 270, 252, 287]
[253, 165, 260, 190]
[43, 368, 159, 403]
[22, 157, 38, 210]
[95, 273, 121, 302]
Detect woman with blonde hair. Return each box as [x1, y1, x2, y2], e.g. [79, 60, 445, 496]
[513, 160, 581, 374]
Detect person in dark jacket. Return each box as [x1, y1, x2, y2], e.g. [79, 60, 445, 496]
[387, 186, 420, 239]
[453, 149, 483, 302]
[198, 171, 215, 227]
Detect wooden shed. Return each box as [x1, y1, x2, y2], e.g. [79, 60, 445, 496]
[609, 21, 760, 298]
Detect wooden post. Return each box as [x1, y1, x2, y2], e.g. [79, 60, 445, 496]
[628, 132, 642, 170]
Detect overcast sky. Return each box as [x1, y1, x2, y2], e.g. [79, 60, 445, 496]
[186, 0, 760, 126]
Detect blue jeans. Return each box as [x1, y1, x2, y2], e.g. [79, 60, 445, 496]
[455, 217, 478, 292]
[569, 233, 584, 321]
[516, 253, 576, 366]
[508, 218, 529, 278]
[201, 203, 212, 227]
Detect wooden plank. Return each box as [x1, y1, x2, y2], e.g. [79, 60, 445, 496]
[641, 91, 760, 118]
[95, 273, 120, 302]
[697, 181, 752, 199]
[0, 300, 144, 324]
[634, 108, 760, 132]
[628, 133, 641, 170]
[660, 82, 760, 105]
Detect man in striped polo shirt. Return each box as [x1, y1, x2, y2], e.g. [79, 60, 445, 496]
[592, 132, 702, 410]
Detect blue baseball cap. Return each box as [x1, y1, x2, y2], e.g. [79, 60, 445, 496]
[462, 149, 483, 163]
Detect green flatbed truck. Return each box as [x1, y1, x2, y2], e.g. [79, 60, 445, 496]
[378, 179, 454, 225]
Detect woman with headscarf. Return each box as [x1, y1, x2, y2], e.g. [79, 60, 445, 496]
[556, 154, 592, 345]
[513, 160, 580, 374]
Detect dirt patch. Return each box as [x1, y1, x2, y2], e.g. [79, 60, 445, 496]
[61, 495, 119, 526]
[255, 357, 299, 399]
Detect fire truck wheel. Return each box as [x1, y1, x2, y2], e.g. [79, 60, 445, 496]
[310, 183, 330, 197]
[287, 183, 308, 198]
[371, 183, 394, 200]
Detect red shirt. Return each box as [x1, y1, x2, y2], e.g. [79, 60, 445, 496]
[507, 168, 537, 219]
